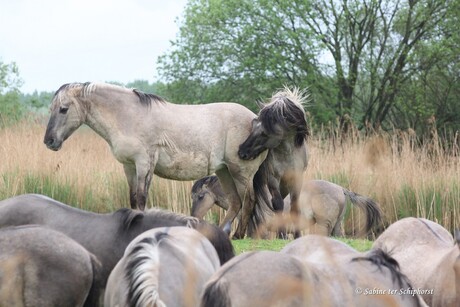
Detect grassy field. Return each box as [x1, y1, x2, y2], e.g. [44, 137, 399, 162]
[0, 118, 459, 238]
[232, 238, 373, 254]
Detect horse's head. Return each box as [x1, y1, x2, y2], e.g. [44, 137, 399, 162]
[44, 83, 89, 151]
[239, 88, 309, 160]
[238, 117, 285, 160]
[191, 176, 220, 219]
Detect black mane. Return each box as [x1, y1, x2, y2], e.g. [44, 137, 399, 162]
[259, 96, 310, 147]
[114, 208, 145, 231]
[351, 248, 412, 290]
[132, 89, 166, 107]
[191, 175, 221, 195]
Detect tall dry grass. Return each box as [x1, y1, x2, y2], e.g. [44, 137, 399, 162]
[0, 119, 458, 232]
[0, 119, 193, 214]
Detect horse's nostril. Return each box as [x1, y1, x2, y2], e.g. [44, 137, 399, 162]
[44, 138, 54, 145]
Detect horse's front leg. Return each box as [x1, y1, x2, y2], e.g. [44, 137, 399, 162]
[134, 153, 157, 211]
[289, 189, 302, 239]
[123, 164, 138, 209]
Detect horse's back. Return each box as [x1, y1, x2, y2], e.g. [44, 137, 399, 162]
[373, 218, 456, 306]
[0, 225, 99, 307]
[202, 251, 312, 307]
[374, 217, 454, 254]
[105, 226, 220, 307]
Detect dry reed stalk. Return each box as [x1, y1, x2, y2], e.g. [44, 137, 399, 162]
[0, 119, 458, 232]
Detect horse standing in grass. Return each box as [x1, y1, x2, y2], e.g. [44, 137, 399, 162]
[0, 194, 234, 295]
[191, 177, 381, 237]
[238, 88, 309, 237]
[281, 235, 427, 306]
[43, 82, 268, 237]
[105, 227, 220, 307]
[0, 225, 102, 307]
[373, 217, 460, 307]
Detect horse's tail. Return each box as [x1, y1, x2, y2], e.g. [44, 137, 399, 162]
[250, 155, 275, 234]
[194, 221, 235, 265]
[125, 235, 167, 307]
[200, 278, 232, 307]
[83, 253, 104, 307]
[343, 189, 382, 235]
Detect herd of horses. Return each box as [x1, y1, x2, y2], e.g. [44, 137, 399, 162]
[0, 81, 458, 306]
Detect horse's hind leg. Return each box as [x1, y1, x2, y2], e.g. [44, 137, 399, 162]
[216, 168, 242, 236]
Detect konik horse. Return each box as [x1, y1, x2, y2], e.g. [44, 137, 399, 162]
[0, 193, 234, 296]
[105, 227, 220, 307]
[373, 217, 460, 306]
[43, 82, 268, 237]
[238, 88, 309, 237]
[0, 225, 102, 307]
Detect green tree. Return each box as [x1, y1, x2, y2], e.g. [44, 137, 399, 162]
[158, 0, 335, 115]
[158, 0, 457, 133]
[0, 59, 24, 126]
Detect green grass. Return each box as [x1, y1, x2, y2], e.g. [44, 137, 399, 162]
[232, 237, 373, 255]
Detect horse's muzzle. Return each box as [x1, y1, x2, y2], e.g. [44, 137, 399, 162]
[44, 137, 62, 151]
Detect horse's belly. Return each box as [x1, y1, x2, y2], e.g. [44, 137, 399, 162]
[154, 151, 215, 180]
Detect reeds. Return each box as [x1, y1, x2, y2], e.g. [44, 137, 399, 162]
[0, 119, 458, 233]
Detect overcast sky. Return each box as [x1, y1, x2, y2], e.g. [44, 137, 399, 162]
[0, 0, 188, 93]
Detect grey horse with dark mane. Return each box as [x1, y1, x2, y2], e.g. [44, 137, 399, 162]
[0, 194, 234, 296]
[105, 227, 220, 307]
[238, 88, 309, 237]
[43, 82, 269, 238]
[373, 217, 460, 307]
[0, 225, 102, 307]
[281, 235, 427, 306]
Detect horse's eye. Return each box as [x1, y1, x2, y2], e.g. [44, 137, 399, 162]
[198, 194, 204, 200]
[59, 106, 69, 114]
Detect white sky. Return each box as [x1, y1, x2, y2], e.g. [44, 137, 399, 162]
[0, 0, 188, 93]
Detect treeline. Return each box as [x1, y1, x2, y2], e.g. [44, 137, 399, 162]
[2, 0, 460, 141]
[157, 0, 460, 138]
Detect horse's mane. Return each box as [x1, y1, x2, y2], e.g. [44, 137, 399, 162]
[125, 234, 168, 307]
[53, 82, 166, 107]
[132, 89, 166, 107]
[114, 208, 199, 231]
[114, 208, 145, 230]
[145, 208, 199, 227]
[259, 87, 310, 147]
[351, 248, 412, 290]
[191, 175, 222, 196]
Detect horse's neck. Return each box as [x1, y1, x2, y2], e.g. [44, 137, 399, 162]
[215, 193, 230, 210]
[83, 92, 137, 146]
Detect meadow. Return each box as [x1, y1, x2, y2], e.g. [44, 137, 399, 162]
[0, 118, 458, 246]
